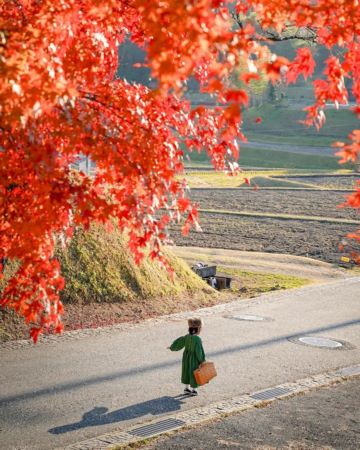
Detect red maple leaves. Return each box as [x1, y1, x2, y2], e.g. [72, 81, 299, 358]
[0, 0, 359, 341]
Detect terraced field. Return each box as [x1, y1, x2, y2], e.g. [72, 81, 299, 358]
[170, 175, 359, 264]
[190, 189, 358, 220]
[282, 176, 358, 189]
[170, 213, 358, 264]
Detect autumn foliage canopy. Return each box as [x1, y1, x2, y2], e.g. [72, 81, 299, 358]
[1, 0, 359, 341]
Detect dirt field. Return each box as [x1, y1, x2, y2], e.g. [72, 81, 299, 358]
[170, 180, 359, 264]
[190, 189, 358, 219]
[284, 176, 358, 189]
[170, 213, 357, 263]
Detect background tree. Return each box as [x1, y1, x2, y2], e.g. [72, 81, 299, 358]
[230, 58, 269, 107]
[1, 0, 359, 341]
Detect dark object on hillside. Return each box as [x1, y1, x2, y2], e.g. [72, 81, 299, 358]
[191, 263, 231, 290]
[214, 276, 232, 290]
[192, 263, 217, 278]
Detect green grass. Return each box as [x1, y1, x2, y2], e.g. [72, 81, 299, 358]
[186, 147, 348, 170]
[185, 104, 357, 169]
[186, 145, 346, 170]
[244, 133, 335, 147]
[239, 147, 343, 170]
[217, 266, 311, 295]
[243, 105, 358, 144]
[286, 85, 315, 101]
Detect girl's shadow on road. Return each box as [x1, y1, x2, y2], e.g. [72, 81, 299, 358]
[49, 395, 188, 435]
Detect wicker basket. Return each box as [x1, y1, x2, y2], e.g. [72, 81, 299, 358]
[193, 361, 217, 386]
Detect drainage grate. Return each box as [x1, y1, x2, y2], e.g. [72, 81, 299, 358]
[129, 418, 186, 438]
[339, 366, 360, 377]
[233, 314, 265, 321]
[299, 336, 342, 348]
[288, 335, 353, 350]
[251, 386, 292, 401]
[225, 314, 270, 322]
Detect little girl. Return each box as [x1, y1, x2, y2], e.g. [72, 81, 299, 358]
[169, 317, 205, 396]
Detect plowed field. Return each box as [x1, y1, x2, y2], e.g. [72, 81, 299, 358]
[170, 184, 359, 264]
[190, 189, 358, 220]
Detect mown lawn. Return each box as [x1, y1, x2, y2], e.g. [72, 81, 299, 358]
[186, 147, 343, 170]
[238, 147, 342, 170]
[243, 105, 358, 146]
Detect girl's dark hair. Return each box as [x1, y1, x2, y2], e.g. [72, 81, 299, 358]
[189, 327, 199, 335]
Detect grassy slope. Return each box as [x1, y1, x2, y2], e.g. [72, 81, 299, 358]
[243, 105, 358, 143]
[185, 105, 356, 169]
[0, 226, 211, 305]
[186, 146, 338, 168]
[186, 146, 343, 170]
[0, 226, 218, 341]
[57, 225, 212, 304]
[239, 148, 341, 170]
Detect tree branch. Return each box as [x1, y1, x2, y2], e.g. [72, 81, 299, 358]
[231, 12, 318, 43]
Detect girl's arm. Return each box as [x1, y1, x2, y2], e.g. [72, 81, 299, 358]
[169, 336, 185, 351]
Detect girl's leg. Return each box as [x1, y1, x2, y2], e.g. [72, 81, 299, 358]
[183, 384, 192, 394]
[189, 385, 198, 396]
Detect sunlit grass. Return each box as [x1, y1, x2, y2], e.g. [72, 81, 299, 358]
[182, 170, 288, 188]
[217, 266, 311, 296]
[182, 168, 354, 189]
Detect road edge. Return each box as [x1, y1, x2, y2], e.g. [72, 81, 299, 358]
[62, 363, 360, 450]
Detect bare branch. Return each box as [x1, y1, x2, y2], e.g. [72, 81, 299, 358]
[231, 12, 318, 43]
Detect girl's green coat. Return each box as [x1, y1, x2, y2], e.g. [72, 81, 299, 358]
[170, 334, 206, 388]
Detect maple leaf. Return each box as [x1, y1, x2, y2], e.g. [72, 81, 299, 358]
[264, 56, 290, 83]
[287, 48, 316, 84]
[0, 0, 359, 342]
[241, 73, 260, 84]
[29, 327, 42, 344]
[225, 89, 249, 105]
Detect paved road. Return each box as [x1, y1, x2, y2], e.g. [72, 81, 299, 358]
[147, 378, 360, 450]
[0, 278, 359, 449]
[243, 141, 334, 156]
